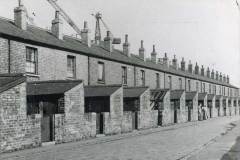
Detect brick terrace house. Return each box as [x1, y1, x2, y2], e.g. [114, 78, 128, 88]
[0, 2, 239, 153]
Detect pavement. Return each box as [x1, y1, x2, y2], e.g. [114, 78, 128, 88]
[1, 116, 240, 160]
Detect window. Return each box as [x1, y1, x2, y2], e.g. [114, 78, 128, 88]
[179, 78, 182, 90]
[209, 84, 211, 94]
[202, 83, 205, 93]
[156, 73, 160, 88]
[140, 70, 145, 86]
[98, 62, 105, 82]
[67, 55, 76, 78]
[188, 80, 191, 91]
[196, 82, 199, 92]
[168, 76, 172, 90]
[26, 47, 38, 74]
[122, 66, 127, 85]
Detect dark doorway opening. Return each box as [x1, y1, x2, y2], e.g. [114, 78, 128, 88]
[123, 98, 139, 130]
[171, 100, 179, 124]
[186, 100, 193, 122]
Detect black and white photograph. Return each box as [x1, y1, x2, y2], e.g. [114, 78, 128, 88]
[0, 0, 240, 159]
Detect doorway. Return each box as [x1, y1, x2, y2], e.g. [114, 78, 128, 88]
[96, 113, 104, 134]
[132, 111, 138, 130]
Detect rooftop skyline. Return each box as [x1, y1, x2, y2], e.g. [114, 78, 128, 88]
[0, 0, 239, 86]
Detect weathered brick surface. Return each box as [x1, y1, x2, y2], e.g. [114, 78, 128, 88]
[89, 57, 135, 86]
[104, 87, 123, 135]
[55, 83, 96, 143]
[0, 38, 9, 73]
[0, 82, 41, 153]
[179, 92, 187, 123]
[121, 112, 133, 133]
[138, 89, 158, 129]
[162, 90, 173, 125]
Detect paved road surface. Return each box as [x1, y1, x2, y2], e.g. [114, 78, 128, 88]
[1, 116, 240, 160]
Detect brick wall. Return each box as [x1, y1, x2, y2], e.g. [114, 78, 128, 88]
[138, 89, 158, 129]
[89, 57, 135, 86]
[192, 93, 198, 121]
[121, 111, 133, 133]
[104, 87, 123, 135]
[179, 92, 187, 123]
[0, 38, 9, 73]
[162, 90, 173, 125]
[55, 83, 96, 143]
[0, 82, 41, 153]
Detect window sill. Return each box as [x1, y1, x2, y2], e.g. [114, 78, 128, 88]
[25, 73, 40, 78]
[66, 77, 76, 80]
[98, 80, 105, 84]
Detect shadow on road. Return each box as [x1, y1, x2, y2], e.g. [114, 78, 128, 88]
[221, 136, 240, 160]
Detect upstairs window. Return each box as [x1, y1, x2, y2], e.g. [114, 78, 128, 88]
[26, 47, 38, 74]
[188, 80, 191, 91]
[122, 66, 127, 85]
[179, 78, 182, 90]
[196, 82, 199, 92]
[67, 55, 76, 78]
[209, 84, 211, 94]
[168, 76, 172, 90]
[98, 62, 105, 83]
[140, 70, 145, 86]
[156, 73, 160, 88]
[203, 83, 205, 93]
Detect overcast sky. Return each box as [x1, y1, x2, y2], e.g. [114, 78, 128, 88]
[0, 0, 239, 86]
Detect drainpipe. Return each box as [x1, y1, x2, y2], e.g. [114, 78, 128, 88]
[8, 39, 11, 73]
[164, 72, 166, 89]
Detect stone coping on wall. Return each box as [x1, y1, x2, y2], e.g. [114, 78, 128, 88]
[198, 93, 208, 101]
[150, 89, 169, 102]
[170, 90, 185, 100]
[0, 73, 26, 93]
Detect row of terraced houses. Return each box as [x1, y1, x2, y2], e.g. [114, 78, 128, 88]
[0, 2, 239, 153]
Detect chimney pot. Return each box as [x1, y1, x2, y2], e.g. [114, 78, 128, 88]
[151, 45, 157, 63]
[81, 21, 91, 47]
[172, 55, 177, 69]
[139, 40, 145, 60]
[188, 60, 193, 74]
[181, 57, 185, 71]
[123, 34, 130, 57]
[14, 1, 27, 30]
[163, 52, 169, 67]
[104, 31, 113, 52]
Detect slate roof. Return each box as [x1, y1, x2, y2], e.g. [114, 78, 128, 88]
[207, 94, 215, 100]
[170, 90, 185, 100]
[186, 92, 197, 101]
[150, 89, 169, 102]
[0, 73, 26, 93]
[123, 87, 148, 98]
[198, 93, 207, 100]
[84, 85, 121, 97]
[215, 95, 223, 100]
[0, 17, 238, 89]
[27, 80, 82, 96]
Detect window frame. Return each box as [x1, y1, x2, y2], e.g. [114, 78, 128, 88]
[168, 76, 172, 90]
[121, 66, 127, 85]
[156, 73, 160, 88]
[98, 61, 105, 83]
[140, 70, 145, 86]
[67, 55, 76, 78]
[26, 47, 38, 74]
[179, 78, 182, 90]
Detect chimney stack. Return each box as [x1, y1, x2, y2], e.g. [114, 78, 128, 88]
[219, 73, 223, 82]
[14, 0, 27, 30]
[104, 31, 113, 52]
[51, 11, 63, 39]
[200, 65, 205, 76]
[195, 63, 199, 75]
[81, 21, 91, 47]
[180, 57, 185, 71]
[188, 60, 193, 74]
[163, 53, 169, 67]
[151, 45, 157, 63]
[216, 71, 219, 80]
[211, 69, 215, 79]
[227, 75, 230, 83]
[139, 40, 145, 60]
[123, 34, 130, 57]
[172, 55, 177, 69]
[206, 67, 210, 78]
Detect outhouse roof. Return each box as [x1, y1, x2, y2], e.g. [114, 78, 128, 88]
[198, 93, 207, 100]
[84, 85, 121, 98]
[150, 89, 169, 101]
[27, 80, 82, 96]
[186, 92, 197, 101]
[123, 87, 148, 98]
[215, 95, 222, 100]
[0, 73, 26, 93]
[170, 90, 185, 100]
[207, 94, 215, 100]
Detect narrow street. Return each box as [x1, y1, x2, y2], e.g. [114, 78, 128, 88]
[1, 116, 240, 160]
